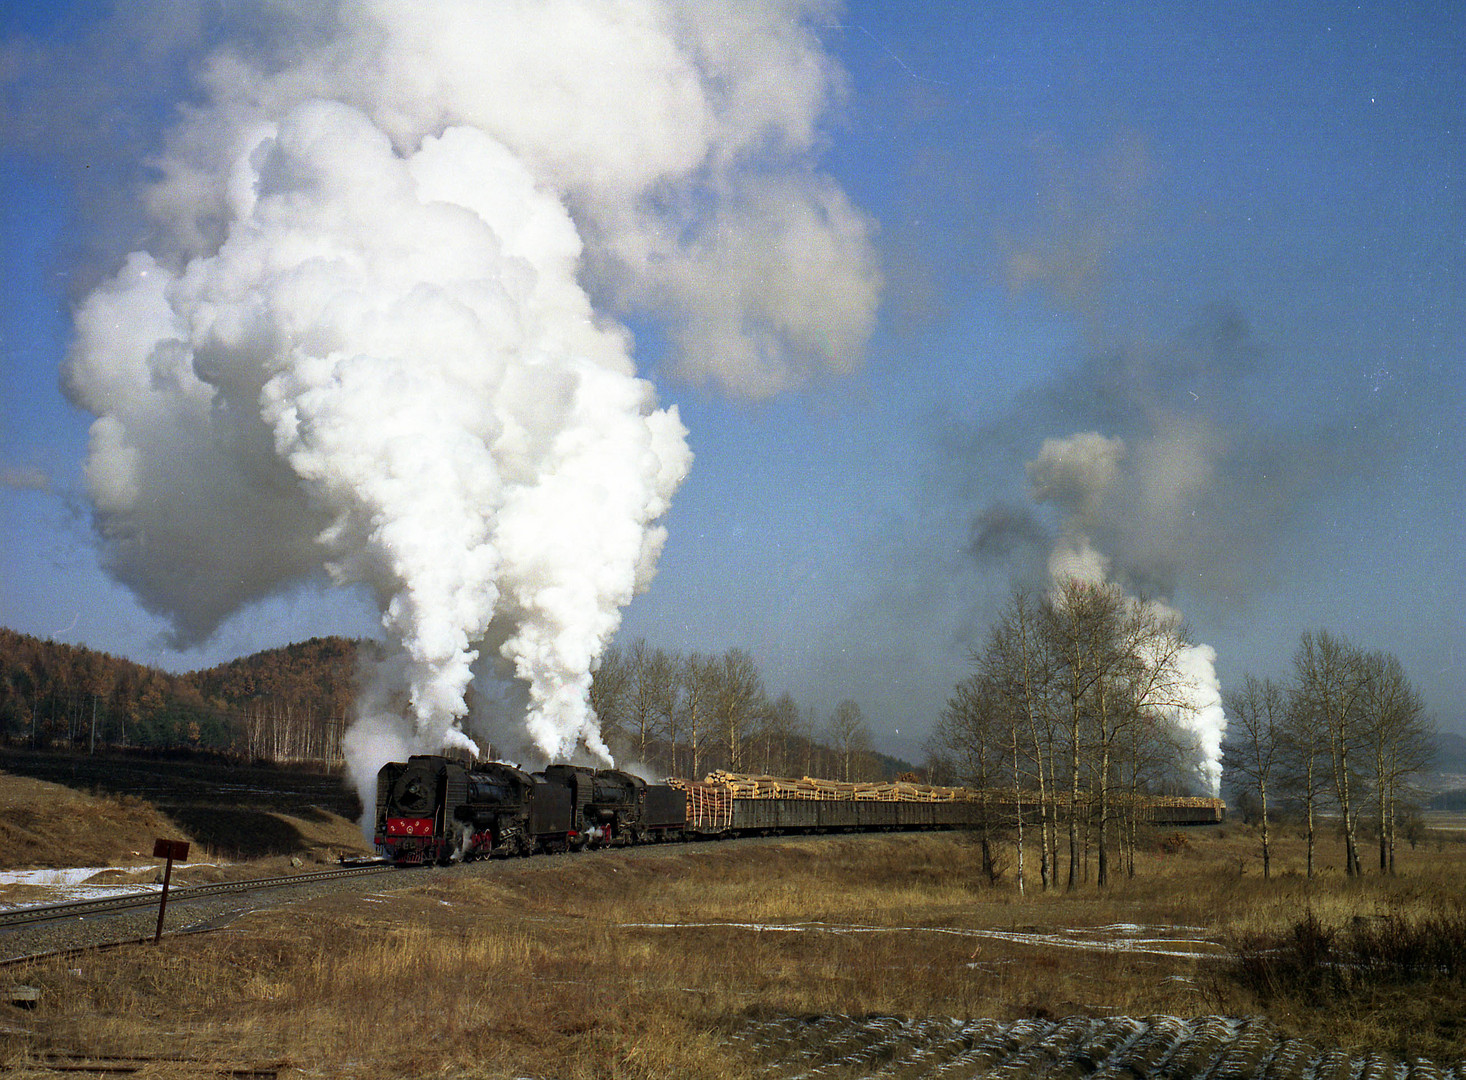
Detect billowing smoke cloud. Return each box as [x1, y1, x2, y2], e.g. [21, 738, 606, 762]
[58, 2, 879, 799]
[1026, 432, 1126, 525]
[1030, 433, 1227, 796]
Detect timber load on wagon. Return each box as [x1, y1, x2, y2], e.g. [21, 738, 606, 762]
[693, 771, 1225, 824]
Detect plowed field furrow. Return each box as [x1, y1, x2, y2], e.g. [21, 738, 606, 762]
[1406, 1058, 1446, 1080]
[1090, 1015, 1192, 1080]
[945, 1017, 1055, 1076]
[735, 1016, 1466, 1080]
[1258, 1038, 1317, 1080]
[1070, 1015, 1147, 1075]
[1204, 1019, 1276, 1080]
[1308, 1048, 1357, 1080]
[987, 1016, 1102, 1080]
[875, 1021, 998, 1079]
[1155, 1015, 1241, 1078]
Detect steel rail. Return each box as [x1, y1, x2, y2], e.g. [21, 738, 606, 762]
[0, 862, 397, 929]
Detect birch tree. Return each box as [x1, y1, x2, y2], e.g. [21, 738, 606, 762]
[1223, 674, 1286, 878]
[826, 699, 872, 783]
[678, 652, 717, 778]
[1294, 630, 1371, 877]
[1359, 650, 1432, 874]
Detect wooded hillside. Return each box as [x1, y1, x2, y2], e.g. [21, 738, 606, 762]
[0, 628, 359, 763]
[0, 628, 917, 779]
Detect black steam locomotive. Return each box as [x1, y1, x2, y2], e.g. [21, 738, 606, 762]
[374, 756, 685, 863]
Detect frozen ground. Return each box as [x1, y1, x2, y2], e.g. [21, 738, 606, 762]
[728, 1014, 1466, 1080]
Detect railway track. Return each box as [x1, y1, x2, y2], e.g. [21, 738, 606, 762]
[0, 862, 397, 931]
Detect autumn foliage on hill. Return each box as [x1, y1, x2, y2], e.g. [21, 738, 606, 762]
[1, 628, 921, 779]
[0, 627, 362, 764]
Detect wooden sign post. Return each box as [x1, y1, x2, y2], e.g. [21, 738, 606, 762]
[152, 838, 190, 945]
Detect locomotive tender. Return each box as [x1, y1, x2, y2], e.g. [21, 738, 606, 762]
[375, 754, 1225, 865]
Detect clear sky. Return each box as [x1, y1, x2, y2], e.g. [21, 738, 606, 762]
[2, 2, 1462, 764]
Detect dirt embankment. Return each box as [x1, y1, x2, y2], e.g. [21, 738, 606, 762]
[0, 751, 373, 872]
[0, 774, 185, 870]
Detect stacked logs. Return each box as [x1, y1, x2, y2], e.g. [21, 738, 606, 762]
[700, 771, 974, 803]
[666, 777, 733, 829]
[690, 772, 1225, 819]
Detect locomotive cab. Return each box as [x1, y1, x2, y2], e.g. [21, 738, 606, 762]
[588, 769, 647, 844]
[457, 762, 538, 857]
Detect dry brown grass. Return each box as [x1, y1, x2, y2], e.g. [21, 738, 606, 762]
[0, 772, 187, 870]
[4, 824, 1466, 1077]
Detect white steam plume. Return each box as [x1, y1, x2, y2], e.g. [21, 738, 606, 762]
[1030, 432, 1228, 796]
[63, 2, 879, 798]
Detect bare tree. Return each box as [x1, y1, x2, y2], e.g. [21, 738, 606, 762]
[713, 648, 764, 773]
[947, 581, 1196, 890]
[759, 692, 802, 777]
[984, 588, 1057, 890]
[1279, 678, 1331, 879]
[678, 652, 718, 778]
[652, 651, 684, 778]
[1359, 650, 1432, 874]
[623, 640, 677, 770]
[1042, 578, 1132, 889]
[1294, 630, 1371, 876]
[932, 673, 1004, 881]
[826, 699, 873, 784]
[1089, 597, 1191, 887]
[589, 643, 629, 753]
[1223, 674, 1287, 878]
[1117, 708, 1192, 877]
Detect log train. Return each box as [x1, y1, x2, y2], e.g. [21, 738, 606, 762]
[374, 755, 1225, 865]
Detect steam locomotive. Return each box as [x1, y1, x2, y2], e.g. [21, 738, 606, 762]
[374, 756, 688, 863]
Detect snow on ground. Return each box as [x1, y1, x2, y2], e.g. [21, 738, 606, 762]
[0, 864, 223, 909]
[619, 920, 1229, 961]
[0, 867, 150, 887]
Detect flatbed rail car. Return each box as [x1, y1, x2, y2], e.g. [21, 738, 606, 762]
[696, 772, 1224, 827]
[678, 779, 1223, 834]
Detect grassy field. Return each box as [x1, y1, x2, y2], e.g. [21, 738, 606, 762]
[4, 765, 1466, 1077]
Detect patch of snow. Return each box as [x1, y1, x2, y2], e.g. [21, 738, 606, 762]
[0, 863, 230, 910]
[0, 866, 149, 887]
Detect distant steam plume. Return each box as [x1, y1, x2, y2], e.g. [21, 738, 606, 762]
[1030, 432, 1227, 796]
[60, 2, 879, 800]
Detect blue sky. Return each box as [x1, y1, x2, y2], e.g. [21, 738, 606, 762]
[2, 2, 1462, 761]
